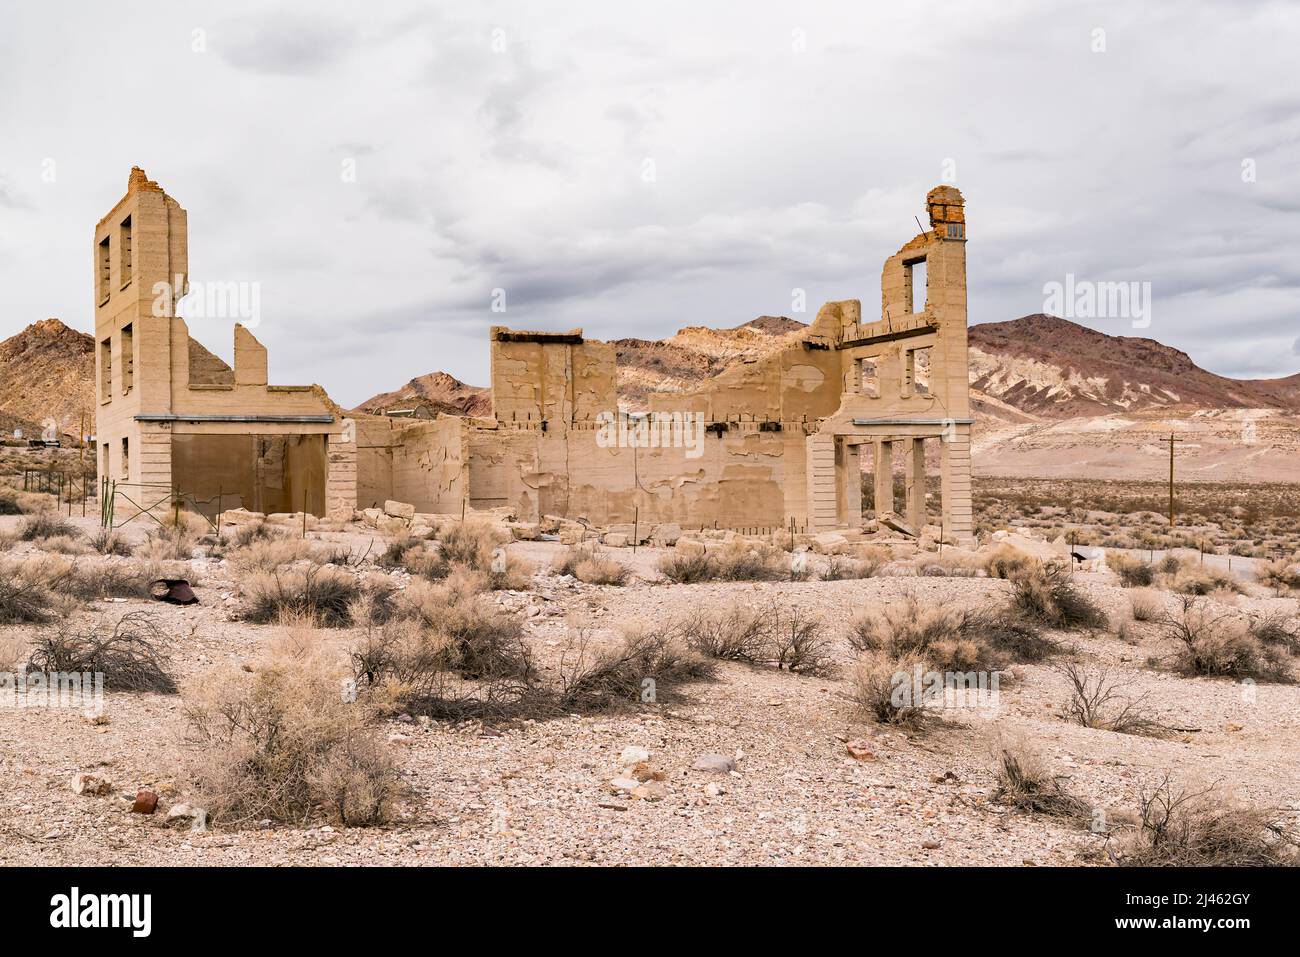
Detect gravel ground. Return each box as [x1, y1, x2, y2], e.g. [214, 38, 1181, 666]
[2, 516, 1298, 866]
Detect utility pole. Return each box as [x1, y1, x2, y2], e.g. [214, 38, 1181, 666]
[1168, 433, 1175, 528]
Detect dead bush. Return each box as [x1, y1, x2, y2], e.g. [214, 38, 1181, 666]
[984, 544, 1035, 580]
[185, 646, 402, 827]
[1053, 661, 1167, 736]
[712, 541, 791, 581]
[1248, 614, 1300, 655]
[0, 555, 76, 623]
[821, 551, 886, 581]
[992, 738, 1091, 822]
[767, 605, 836, 676]
[554, 543, 629, 585]
[241, 563, 362, 627]
[485, 554, 535, 591]
[915, 551, 984, 577]
[680, 603, 768, 662]
[1008, 563, 1106, 630]
[435, 521, 504, 568]
[1160, 597, 1292, 682]
[27, 611, 176, 693]
[1258, 553, 1300, 593]
[850, 651, 930, 726]
[1128, 588, 1163, 622]
[554, 627, 713, 712]
[960, 608, 1057, 663]
[17, 513, 79, 542]
[1166, 558, 1244, 596]
[0, 488, 22, 515]
[657, 551, 714, 583]
[90, 528, 133, 557]
[1117, 777, 1299, 867]
[351, 614, 537, 720]
[228, 521, 279, 549]
[1109, 552, 1156, 587]
[136, 526, 197, 562]
[850, 594, 1016, 672]
[229, 536, 320, 574]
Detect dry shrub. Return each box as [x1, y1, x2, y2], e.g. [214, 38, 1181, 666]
[241, 563, 361, 627]
[680, 603, 769, 662]
[1166, 558, 1244, 596]
[1109, 552, 1156, 587]
[984, 544, 1035, 580]
[1008, 563, 1106, 630]
[712, 541, 791, 581]
[915, 551, 983, 577]
[658, 542, 792, 583]
[17, 513, 79, 541]
[1249, 614, 1300, 655]
[1118, 777, 1299, 867]
[850, 650, 930, 726]
[680, 600, 835, 676]
[0, 488, 22, 516]
[1258, 553, 1300, 593]
[136, 527, 197, 562]
[657, 551, 714, 583]
[961, 608, 1058, 663]
[350, 615, 536, 720]
[36, 534, 90, 555]
[435, 520, 505, 568]
[227, 521, 279, 549]
[992, 737, 1091, 822]
[64, 559, 155, 600]
[849, 594, 1027, 673]
[1128, 588, 1163, 622]
[185, 644, 402, 827]
[821, 548, 888, 581]
[0, 555, 78, 623]
[554, 543, 629, 585]
[1053, 661, 1167, 736]
[554, 627, 713, 712]
[27, 611, 176, 693]
[1160, 597, 1293, 682]
[91, 528, 133, 557]
[229, 536, 320, 574]
[389, 572, 534, 679]
[485, 554, 535, 591]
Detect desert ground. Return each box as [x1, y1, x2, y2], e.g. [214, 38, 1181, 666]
[2, 450, 1299, 867]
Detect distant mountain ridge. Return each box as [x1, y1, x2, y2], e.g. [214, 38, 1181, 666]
[0, 318, 95, 439]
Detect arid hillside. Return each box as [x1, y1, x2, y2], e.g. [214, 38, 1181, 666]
[0, 319, 95, 439]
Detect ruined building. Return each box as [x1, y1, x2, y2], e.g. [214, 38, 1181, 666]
[94, 170, 973, 540]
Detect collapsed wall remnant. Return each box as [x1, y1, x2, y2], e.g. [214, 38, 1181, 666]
[93, 171, 972, 540]
[93, 169, 355, 519]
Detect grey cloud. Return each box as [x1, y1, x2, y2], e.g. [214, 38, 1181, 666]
[213, 13, 359, 75]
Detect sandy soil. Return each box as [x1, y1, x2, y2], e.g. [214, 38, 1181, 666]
[2, 516, 1297, 867]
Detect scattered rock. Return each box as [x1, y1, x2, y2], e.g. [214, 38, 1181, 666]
[71, 773, 113, 796]
[692, 753, 735, 774]
[845, 739, 877, 761]
[166, 803, 209, 832]
[619, 745, 651, 765]
[130, 789, 159, 814]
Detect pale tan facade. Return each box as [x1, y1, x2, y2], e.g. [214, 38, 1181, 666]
[94, 172, 971, 538]
[93, 169, 356, 520]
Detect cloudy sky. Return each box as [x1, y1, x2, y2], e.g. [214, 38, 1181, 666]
[1, 0, 1297, 406]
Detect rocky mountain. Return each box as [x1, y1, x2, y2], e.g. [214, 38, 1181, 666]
[352, 370, 493, 419]
[0, 319, 95, 440]
[968, 314, 1300, 422]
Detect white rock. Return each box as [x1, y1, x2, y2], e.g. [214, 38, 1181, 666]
[619, 746, 651, 765]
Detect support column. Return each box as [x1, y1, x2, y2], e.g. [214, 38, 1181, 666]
[838, 440, 863, 528]
[939, 424, 974, 542]
[805, 433, 837, 531]
[325, 419, 358, 522]
[872, 438, 894, 517]
[904, 437, 926, 531]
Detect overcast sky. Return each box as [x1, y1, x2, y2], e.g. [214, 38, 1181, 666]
[1, 0, 1297, 406]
